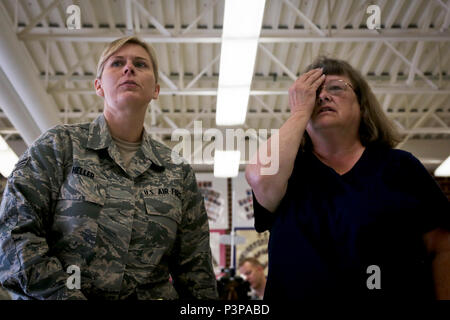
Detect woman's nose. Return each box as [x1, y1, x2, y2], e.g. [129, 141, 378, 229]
[317, 88, 331, 105]
[123, 61, 135, 75]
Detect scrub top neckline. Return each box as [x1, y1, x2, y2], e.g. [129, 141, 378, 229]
[311, 146, 368, 178]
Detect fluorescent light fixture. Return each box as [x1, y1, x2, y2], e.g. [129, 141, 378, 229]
[214, 150, 241, 178]
[0, 136, 18, 178]
[434, 155, 450, 177]
[216, 0, 266, 126]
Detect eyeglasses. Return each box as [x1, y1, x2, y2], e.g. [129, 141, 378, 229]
[318, 79, 354, 96]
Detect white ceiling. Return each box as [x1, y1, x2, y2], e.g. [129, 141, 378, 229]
[0, 0, 449, 173]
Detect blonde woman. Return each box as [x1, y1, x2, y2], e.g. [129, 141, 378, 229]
[0, 36, 218, 300]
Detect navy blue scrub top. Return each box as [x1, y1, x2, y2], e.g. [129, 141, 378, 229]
[253, 144, 450, 300]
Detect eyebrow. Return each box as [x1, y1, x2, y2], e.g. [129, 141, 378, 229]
[110, 55, 149, 61]
[325, 79, 348, 84]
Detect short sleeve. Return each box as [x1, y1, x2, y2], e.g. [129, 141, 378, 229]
[252, 148, 305, 233]
[401, 152, 450, 233]
[252, 191, 277, 233]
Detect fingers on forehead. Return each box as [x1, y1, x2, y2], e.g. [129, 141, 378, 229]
[305, 68, 322, 75]
[303, 68, 323, 79]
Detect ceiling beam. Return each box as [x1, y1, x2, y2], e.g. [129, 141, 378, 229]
[396, 104, 444, 148]
[18, 29, 450, 43]
[182, 0, 219, 35]
[258, 43, 297, 80]
[50, 46, 102, 89]
[48, 87, 450, 95]
[0, 69, 41, 145]
[2, 110, 449, 122]
[282, 0, 326, 37]
[407, 41, 425, 86]
[383, 40, 438, 89]
[39, 74, 450, 83]
[125, 0, 133, 34]
[17, 0, 59, 37]
[0, 6, 61, 136]
[185, 54, 220, 89]
[130, 0, 171, 36]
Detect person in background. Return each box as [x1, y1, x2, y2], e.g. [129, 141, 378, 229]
[0, 36, 218, 300]
[238, 257, 267, 300]
[246, 56, 450, 300]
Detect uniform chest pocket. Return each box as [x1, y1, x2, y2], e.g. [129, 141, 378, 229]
[143, 195, 183, 246]
[53, 174, 106, 256]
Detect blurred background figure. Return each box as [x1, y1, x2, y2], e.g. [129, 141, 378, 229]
[238, 257, 267, 300]
[216, 268, 250, 300]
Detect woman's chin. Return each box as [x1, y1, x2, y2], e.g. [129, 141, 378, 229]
[109, 96, 150, 110]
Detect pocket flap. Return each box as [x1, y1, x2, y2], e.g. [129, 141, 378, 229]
[143, 195, 182, 224]
[58, 174, 105, 206]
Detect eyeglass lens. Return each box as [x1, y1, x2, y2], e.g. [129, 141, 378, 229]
[317, 80, 349, 96]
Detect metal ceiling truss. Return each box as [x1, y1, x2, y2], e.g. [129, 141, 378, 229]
[0, 0, 449, 159]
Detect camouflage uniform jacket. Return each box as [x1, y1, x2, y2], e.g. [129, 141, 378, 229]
[0, 114, 218, 300]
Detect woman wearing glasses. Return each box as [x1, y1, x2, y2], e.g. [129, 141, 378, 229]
[246, 57, 449, 300]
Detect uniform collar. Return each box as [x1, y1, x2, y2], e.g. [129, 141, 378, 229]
[140, 128, 165, 168]
[87, 114, 112, 150]
[87, 114, 165, 170]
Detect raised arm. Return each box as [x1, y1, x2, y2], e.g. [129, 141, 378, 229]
[245, 68, 325, 212]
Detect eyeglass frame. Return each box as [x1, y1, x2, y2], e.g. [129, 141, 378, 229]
[317, 79, 354, 96]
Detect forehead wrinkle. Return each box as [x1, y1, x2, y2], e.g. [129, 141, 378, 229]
[323, 75, 351, 86]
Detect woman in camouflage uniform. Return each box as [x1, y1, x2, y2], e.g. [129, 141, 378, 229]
[0, 36, 218, 300]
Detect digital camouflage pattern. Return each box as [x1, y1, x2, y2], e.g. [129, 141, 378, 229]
[0, 114, 218, 300]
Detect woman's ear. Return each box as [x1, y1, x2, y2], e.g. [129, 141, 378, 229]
[94, 78, 104, 98]
[152, 83, 160, 100]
